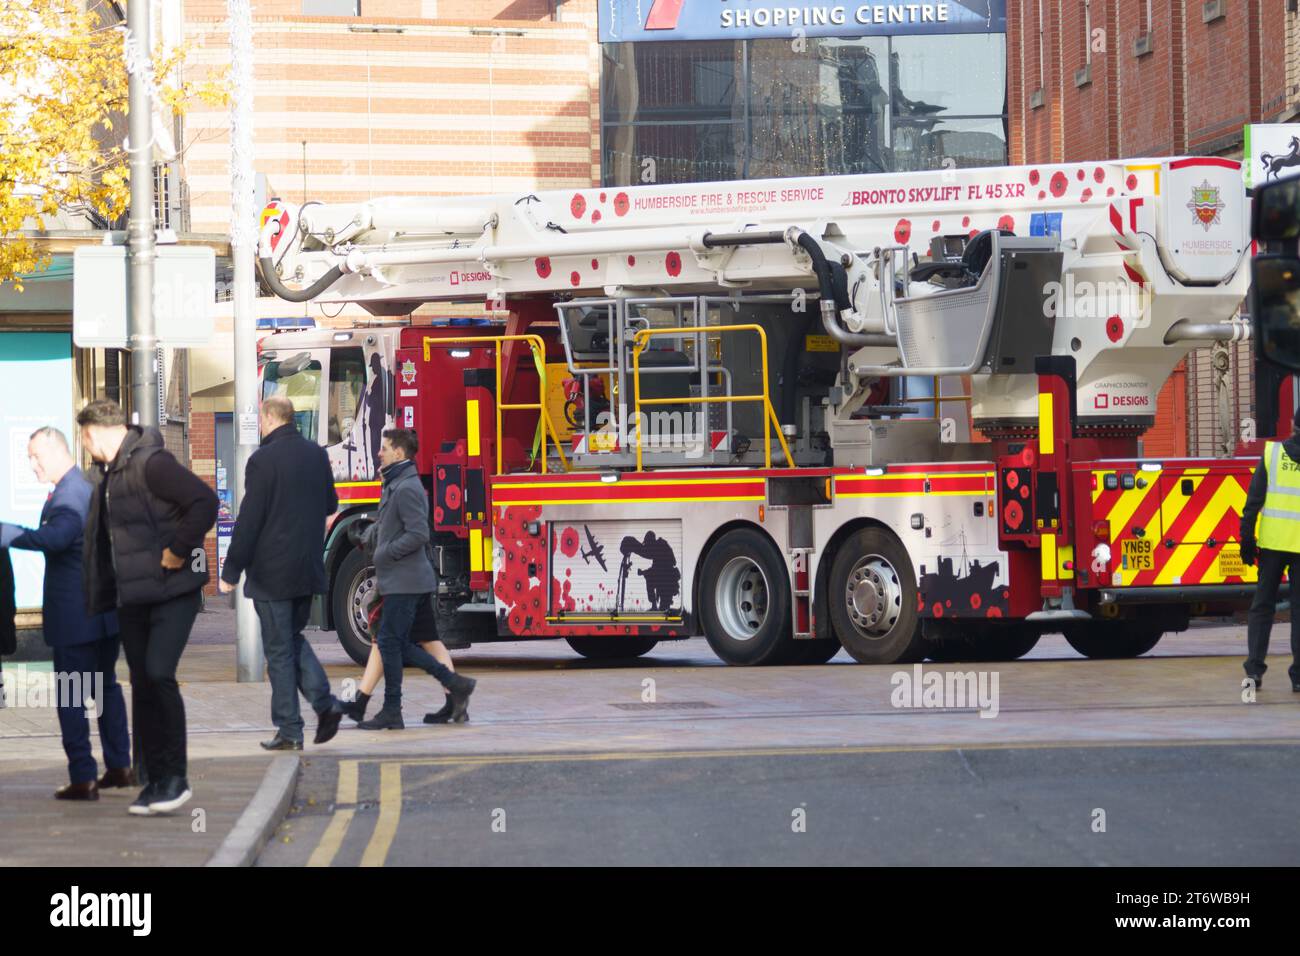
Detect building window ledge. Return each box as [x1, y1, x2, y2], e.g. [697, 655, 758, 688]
[1030, 87, 1045, 109]
[1133, 32, 1154, 57]
[1074, 63, 1092, 88]
[1202, 0, 1225, 23]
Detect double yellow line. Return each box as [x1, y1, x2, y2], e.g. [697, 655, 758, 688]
[307, 759, 402, 868]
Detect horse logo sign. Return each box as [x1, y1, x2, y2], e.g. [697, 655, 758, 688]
[1186, 180, 1225, 232]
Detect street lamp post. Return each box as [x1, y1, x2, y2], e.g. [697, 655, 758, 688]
[126, 0, 158, 429]
[229, 0, 262, 682]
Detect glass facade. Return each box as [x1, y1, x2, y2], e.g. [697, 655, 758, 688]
[601, 33, 1007, 186]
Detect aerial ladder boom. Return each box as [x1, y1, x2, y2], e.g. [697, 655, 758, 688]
[258, 157, 1251, 438]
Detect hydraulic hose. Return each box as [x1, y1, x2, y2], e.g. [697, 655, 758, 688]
[257, 256, 344, 303]
[791, 230, 893, 348]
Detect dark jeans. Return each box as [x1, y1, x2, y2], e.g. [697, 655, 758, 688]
[1245, 548, 1300, 684]
[375, 593, 454, 711]
[118, 590, 201, 782]
[255, 596, 334, 742]
[52, 637, 131, 784]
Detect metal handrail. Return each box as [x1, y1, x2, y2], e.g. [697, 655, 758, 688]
[422, 334, 569, 475]
[630, 323, 795, 471]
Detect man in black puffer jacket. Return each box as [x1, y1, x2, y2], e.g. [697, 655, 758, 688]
[80, 399, 218, 817]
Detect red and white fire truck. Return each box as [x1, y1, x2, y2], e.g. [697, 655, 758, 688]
[256, 157, 1263, 666]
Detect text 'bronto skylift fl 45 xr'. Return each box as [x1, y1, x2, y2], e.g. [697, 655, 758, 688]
[255, 158, 1260, 666]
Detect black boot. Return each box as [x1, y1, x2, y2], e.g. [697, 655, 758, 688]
[341, 691, 371, 723]
[357, 707, 404, 730]
[445, 674, 477, 724]
[424, 694, 454, 724]
[314, 698, 345, 744]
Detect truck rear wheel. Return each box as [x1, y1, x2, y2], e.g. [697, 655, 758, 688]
[565, 636, 659, 660]
[332, 547, 377, 667]
[828, 528, 926, 664]
[698, 528, 792, 666]
[1062, 623, 1163, 659]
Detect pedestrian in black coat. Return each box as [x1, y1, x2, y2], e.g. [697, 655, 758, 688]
[79, 399, 217, 818]
[219, 396, 345, 749]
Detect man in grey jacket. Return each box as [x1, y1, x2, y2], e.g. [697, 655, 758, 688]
[357, 428, 476, 730]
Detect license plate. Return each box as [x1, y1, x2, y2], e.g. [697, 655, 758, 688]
[1121, 538, 1153, 570]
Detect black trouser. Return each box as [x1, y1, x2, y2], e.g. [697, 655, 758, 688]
[1245, 548, 1300, 684]
[118, 590, 201, 782]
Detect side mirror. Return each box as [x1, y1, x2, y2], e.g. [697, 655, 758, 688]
[1252, 177, 1300, 243]
[1251, 255, 1300, 374]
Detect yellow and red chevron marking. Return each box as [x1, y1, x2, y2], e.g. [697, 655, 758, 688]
[1090, 465, 1257, 586]
[336, 480, 381, 506]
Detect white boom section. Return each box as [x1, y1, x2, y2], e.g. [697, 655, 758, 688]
[258, 157, 1250, 425]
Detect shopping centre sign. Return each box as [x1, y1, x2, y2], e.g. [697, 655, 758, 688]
[599, 0, 1006, 42]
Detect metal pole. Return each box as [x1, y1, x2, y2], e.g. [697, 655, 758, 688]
[126, 0, 158, 428]
[229, 0, 262, 682]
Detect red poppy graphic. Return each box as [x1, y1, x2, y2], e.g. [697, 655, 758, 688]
[444, 484, 461, 509]
[894, 218, 911, 244]
[559, 526, 580, 557]
[1050, 171, 1069, 197]
[570, 193, 586, 218]
[997, 215, 1015, 233]
[535, 257, 551, 278]
[614, 192, 630, 216]
[1028, 169, 1040, 185]
[1126, 174, 1138, 191]
[1106, 315, 1124, 343]
[665, 251, 682, 276]
[570, 271, 581, 286]
[1093, 166, 1105, 183]
[591, 210, 602, 223]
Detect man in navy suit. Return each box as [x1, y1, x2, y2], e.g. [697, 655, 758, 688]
[0, 427, 132, 800]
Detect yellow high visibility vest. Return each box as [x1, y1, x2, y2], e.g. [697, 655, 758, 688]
[1257, 440, 1300, 552]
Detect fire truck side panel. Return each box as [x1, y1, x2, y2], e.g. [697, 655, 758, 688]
[489, 471, 784, 640]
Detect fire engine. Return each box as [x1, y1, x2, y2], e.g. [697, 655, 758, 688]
[255, 157, 1261, 667]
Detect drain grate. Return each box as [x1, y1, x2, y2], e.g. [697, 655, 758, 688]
[609, 701, 719, 711]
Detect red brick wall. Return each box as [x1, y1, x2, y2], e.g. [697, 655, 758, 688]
[1142, 360, 1189, 457]
[189, 410, 221, 597]
[1008, 0, 1296, 457]
[1010, 0, 1291, 162]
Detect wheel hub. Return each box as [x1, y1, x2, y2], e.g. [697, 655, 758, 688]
[715, 556, 770, 641]
[845, 556, 901, 637]
[349, 571, 378, 643]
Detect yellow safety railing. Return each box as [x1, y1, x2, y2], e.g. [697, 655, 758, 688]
[631, 323, 794, 471]
[422, 334, 569, 475]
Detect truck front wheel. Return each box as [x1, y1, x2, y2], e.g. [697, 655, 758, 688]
[332, 547, 377, 667]
[828, 528, 926, 664]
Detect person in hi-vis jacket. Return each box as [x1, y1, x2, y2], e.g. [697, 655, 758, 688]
[1239, 407, 1300, 693]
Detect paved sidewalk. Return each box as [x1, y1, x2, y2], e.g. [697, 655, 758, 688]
[1, 604, 1296, 865]
[0, 756, 272, 867]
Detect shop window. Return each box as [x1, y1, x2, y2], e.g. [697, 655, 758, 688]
[601, 33, 1007, 185]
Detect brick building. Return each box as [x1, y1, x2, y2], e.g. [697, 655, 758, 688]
[172, 0, 601, 590]
[1008, 0, 1300, 458]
